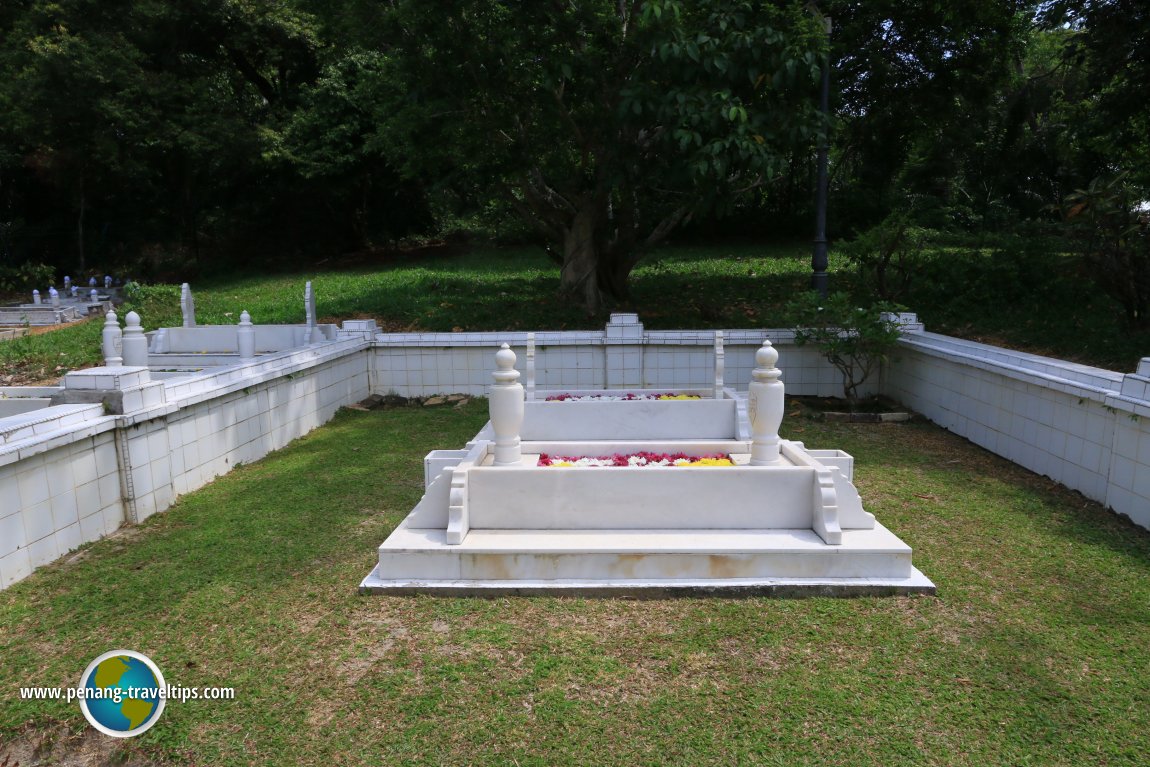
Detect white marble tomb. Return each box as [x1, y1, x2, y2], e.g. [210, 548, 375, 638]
[361, 343, 934, 596]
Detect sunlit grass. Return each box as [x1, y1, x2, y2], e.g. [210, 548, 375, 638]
[2, 238, 1145, 385]
[1, 401, 1148, 765]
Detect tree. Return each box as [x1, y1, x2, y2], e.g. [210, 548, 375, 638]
[375, 0, 826, 312]
[823, 1, 1029, 230]
[1040, 1, 1150, 189]
[0, 0, 331, 272]
[1064, 174, 1150, 330]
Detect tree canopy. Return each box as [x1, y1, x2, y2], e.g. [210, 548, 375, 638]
[0, 0, 1146, 312]
[370, 0, 827, 311]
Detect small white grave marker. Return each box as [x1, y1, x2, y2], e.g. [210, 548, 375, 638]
[714, 330, 725, 400]
[102, 311, 123, 367]
[31, 289, 40, 305]
[121, 311, 148, 367]
[49, 287, 60, 308]
[237, 310, 255, 361]
[304, 281, 319, 343]
[525, 332, 536, 401]
[180, 283, 196, 328]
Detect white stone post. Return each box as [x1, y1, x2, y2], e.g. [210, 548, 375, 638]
[525, 332, 536, 401]
[89, 277, 97, 288]
[749, 340, 785, 466]
[237, 310, 256, 362]
[489, 343, 524, 466]
[121, 311, 149, 368]
[304, 281, 319, 343]
[89, 289, 98, 303]
[63, 276, 71, 293]
[714, 331, 725, 400]
[180, 283, 196, 328]
[49, 287, 60, 308]
[102, 311, 123, 367]
[104, 275, 112, 289]
[70, 286, 78, 298]
[31, 290, 40, 305]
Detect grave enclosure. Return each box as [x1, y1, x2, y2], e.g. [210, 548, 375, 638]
[2, 287, 1150, 590]
[362, 341, 934, 595]
[0, 275, 120, 330]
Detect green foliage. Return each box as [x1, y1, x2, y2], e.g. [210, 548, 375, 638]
[374, 0, 825, 310]
[788, 291, 903, 406]
[0, 261, 54, 292]
[842, 213, 929, 301]
[0, 0, 420, 275]
[825, 1, 1029, 228]
[1064, 174, 1150, 330]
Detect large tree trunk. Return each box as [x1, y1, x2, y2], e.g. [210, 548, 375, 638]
[597, 250, 637, 301]
[559, 203, 605, 314]
[76, 174, 86, 273]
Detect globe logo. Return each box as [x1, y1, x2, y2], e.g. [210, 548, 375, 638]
[78, 650, 166, 738]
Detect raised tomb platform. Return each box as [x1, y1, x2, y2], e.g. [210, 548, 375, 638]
[362, 340, 935, 596]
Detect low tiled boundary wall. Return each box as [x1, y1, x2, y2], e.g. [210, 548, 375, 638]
[371, 314, 854, 398]
[3, 312, 1148, 589]
[885, 330, 1150, 529]
[1, 339, 372, 587]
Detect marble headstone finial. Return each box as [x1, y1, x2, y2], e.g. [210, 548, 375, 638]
[490, 343, 525, 466]
[748, 339, 784, 466]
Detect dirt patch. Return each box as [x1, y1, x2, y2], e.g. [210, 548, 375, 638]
[0, 723, 159, 767]
[789, 395, 911, 417]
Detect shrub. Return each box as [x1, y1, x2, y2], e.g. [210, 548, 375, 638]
[0, 261, 54, 293]
[787, 292, 904, 408]
[842, 213, 930, 301]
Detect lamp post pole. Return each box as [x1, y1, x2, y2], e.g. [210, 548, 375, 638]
[811, 12, 832, 298]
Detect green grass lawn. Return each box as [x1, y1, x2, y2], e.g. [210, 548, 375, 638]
[2, 401, 1148, 766]
[2, 239, 1147, 384]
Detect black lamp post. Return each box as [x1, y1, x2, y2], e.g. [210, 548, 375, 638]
[811, 12, 832, 298]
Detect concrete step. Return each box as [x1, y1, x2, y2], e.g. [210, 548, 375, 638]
[364, 523, 933, 596]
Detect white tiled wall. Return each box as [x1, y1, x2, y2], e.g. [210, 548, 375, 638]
[885, 332, 1149, 529]
[0, 348, 372, 588]
[1108, 420, 1150, 529]
[371, 332, 862, 398]
[1, 432, 123, 588]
